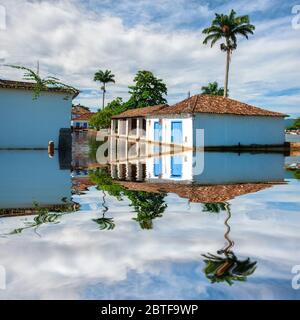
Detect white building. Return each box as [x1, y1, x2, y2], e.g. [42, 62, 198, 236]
[109, 138, 285, 185]
[111, 94, 287, 149]
[0, 80, 79, 149]
[71, 112, 95, 130]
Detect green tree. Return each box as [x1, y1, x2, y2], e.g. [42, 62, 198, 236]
[126, 191, 167, 229]
[287, 117, 300, 130]
[6, 65, 78, 100]
[89, 97, 126, 129]
[94, 69, 116, 109]
[201, 81, 224, 96]
[202, 10, 255, 97]
[125, 70, 167, 109]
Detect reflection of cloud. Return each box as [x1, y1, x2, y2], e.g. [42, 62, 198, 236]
[0, 183, 300, 299]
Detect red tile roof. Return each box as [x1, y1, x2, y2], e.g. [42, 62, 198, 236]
[113, 95, 286, 119]
[0, 79, 79, 98]
[156, 94, 286, 117]
[74, 112, 95, 121]
[111, 104, 167, 119]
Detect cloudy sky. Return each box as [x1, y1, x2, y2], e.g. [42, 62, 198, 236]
[0, 0, 299, 116]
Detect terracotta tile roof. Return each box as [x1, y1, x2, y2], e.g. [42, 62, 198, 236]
[73, 112, 95, 121]
[111, 104, 167, 119]
[0, 79, 79, 98]
[155, 94, 286, 117]
[117, 181, 278, 203]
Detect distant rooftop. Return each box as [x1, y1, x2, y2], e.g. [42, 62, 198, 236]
[112, 94, 286, 119]
[74, 112, 95, 121]
[112, 104, 167, 119]
[0, 79, 79, 99]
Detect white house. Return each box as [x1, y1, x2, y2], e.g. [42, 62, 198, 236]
[0, 80, 79, 149]
[108, 138, 285, 185]
[71, 112, 95, 130]
[111, 94, 287, 149]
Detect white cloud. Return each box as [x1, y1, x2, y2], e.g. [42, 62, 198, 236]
[0, 0, 299, 115]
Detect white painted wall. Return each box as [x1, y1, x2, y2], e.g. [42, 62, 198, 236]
[194, 113, 285, 147]
[146, 116, 193, 148]
[0, 88, 73, 148]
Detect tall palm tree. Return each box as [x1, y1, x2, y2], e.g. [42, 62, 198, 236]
[94, 69, 115, 109]
[202, 10, 255, 97]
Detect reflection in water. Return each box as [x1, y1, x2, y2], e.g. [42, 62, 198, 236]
[1, 134, 300, 299]
[202, 203, 257, 285]
[89, 168, 167, 229]
[7, 199, 77, 236]
[92, 190, 115, 230]
[127, 191, 167, 230]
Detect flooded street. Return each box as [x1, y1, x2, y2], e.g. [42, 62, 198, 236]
[0, 132, 300, 299]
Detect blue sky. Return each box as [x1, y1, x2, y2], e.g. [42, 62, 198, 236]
[0, 0, 300, 117]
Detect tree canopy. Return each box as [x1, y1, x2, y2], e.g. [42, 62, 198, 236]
[125, 70, 167, 109]
[89, 97, 126, 130]
[201, 82, 225, 96]
[287, 118, 300, 130]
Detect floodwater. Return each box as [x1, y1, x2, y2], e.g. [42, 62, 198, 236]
[0, 132, 299, 300]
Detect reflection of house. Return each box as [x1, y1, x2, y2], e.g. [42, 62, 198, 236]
[0, 151, 72, 213]
[0, 80, 79, 149]
[111, 95, 286, 149]
[109, 138, 285, 185]
[71, 112, 95, 130]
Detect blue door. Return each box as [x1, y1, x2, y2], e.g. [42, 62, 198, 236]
[154, 121, 162, 142]
[171, 121, 182, 144]
[171, 155, 183, 177]
[153, 145, 162, 177]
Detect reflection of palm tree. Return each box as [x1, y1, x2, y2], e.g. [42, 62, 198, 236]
[202, 202, 257, 285]
[203, 202, 228, 213]
[9, 200, 76, 236]
[126, 191, 167, 229]
[92, 190, 115, 230]
[202, 252, 257, 285]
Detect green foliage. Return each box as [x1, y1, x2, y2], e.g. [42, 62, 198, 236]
[287, 118, 300, 130]
[202, 202, 228, 213]
[202, 252, 257, 285]
[92, 217, 115, 230]
[201, 82, 224, 96]
[6, 65, 78, 100]
[89, 168, 125, 200]
[89, 169, 168, 229]
[94, 69, 115, 85]
[89, 97, 127, 129]
[202, 10, 255, 97]
[8, 200, 76, 235]
[126, 191, 167, 229]
[202, 10, 255, 51]
[125, 70, 167, 109]
[94, 69, 116, 109]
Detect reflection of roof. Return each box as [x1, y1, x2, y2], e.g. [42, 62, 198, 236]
[156, 95, 286, 117]
[73, 112, 95, 121]
[116, 181, 279, 202]
[112, 104, 167, 119]
[0, 79, 79, 98]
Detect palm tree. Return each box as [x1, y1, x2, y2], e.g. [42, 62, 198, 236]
[201, 81, 224, 96]
[94, 69, 115, 109]
[202, 10, 255, 97]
